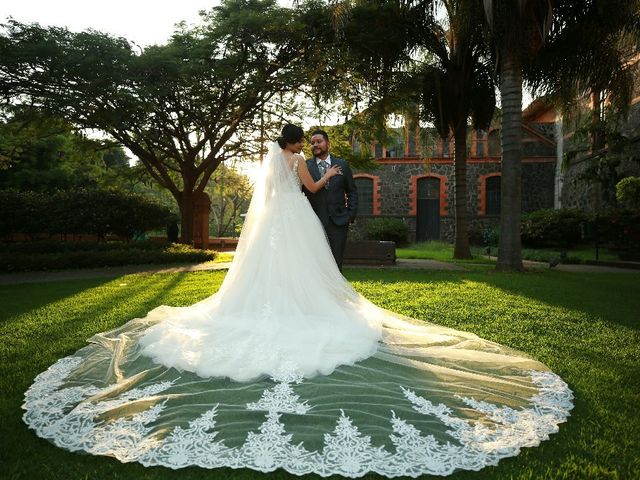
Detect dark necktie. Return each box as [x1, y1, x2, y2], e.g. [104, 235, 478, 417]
[319, 160, 329, 189]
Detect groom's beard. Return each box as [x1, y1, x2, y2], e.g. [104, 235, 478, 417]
[312, 147, 328, 158]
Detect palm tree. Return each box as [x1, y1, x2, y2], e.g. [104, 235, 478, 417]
[331, 0, 495, 259]
[482, 0, 640, 271]
[526, 0, 640, 148]
[417, 1, 495, 258]
[481, 0, 554, 271]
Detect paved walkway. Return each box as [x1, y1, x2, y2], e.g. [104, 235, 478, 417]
[0, 257, 636, 286]
[0, 262, 233, 285]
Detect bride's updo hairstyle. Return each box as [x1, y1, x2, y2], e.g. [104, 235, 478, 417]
[276, 123, 304, 149]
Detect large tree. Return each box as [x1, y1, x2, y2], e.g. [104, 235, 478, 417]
[208, 163, 253, 237]
[0, 0, 331, 243]
[527, 0, 639, 151]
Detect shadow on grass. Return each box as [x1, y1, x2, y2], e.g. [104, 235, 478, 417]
[3, 269, 639, 480]
[0, 277, 112, 320]
[470, 270, 640, 331]
[346, 268, 640, 331]
[0, 273, 208, 390]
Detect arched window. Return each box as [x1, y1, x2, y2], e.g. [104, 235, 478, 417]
[442, 135, 450, 157]
[486, 176, 501, 215]
[355, 176, 374, 215]
[374, 142, 383, 158]
[488, 130, 500, 156]
[476, 130, 485, 157]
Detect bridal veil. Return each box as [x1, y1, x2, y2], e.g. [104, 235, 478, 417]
[23, 142, 573, 477]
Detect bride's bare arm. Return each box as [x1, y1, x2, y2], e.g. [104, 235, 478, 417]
[296, 155, 341, 193]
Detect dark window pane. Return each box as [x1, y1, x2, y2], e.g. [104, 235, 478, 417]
[488, 130, 500, 156]
[374, 142, 383, 158]
[408, 132, 416, 156]
[476, 130, 485, 157]
[486, 176, 501, 215]
[355, 177, 374, 215]
[386, 129, 404, 157]
[442, 136, 450, 157]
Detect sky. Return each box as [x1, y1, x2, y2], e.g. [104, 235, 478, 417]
[0, 0, 220, 47]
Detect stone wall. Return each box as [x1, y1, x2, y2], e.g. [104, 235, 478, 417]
[348, 213, 501, 245]
[561, 102, 640, 212]
[350, 158, 555, 243]
[374, 162, 455, 216]
[522, 162, 556, 212]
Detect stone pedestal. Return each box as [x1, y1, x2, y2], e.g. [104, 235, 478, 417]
[344, 240, 396, 265]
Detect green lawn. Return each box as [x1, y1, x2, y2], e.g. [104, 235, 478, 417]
[398, 241, 622, 265]
[1, 268, 639, 479]
[212, 251, 235, 263]
[520, 246, 620, 264]
[397, 241, 495, 263]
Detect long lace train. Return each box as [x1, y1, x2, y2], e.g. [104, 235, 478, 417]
[22, 143, 573, 477]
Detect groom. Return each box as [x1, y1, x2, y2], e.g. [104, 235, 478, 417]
[303, 129, 358, 271]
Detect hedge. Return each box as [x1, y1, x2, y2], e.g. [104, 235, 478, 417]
[0, 242, 216, 272]
[521, 209, 588, 248]
[0, 188, 175, 239]
[594, 209, 640, 260]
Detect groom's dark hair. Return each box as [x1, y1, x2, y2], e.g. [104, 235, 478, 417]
[311, 129, 329, 142]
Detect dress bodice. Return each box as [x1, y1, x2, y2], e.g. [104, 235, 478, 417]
[292, 156, 301, 187]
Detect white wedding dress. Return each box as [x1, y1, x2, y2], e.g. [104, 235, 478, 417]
[23, 143, 573, 477]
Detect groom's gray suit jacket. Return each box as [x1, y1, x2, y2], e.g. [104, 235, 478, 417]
[302, 156, 358, 228]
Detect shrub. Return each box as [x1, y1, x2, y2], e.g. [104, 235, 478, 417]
[468, 226, 499, 246]
[365, 218, 409, 245]
[595, 209, 640, 260]
[0, 240, 167, 254]
[521, 209, 588, 248]
[482, 227, 500, 247]
[0, 188, 175, 239]
[616, 177, 640, 209]
[0, 242, 216, 272]
[521, 249, 581, 264]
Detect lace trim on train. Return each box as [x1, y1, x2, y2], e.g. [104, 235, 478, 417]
[23, 357, 573, 478]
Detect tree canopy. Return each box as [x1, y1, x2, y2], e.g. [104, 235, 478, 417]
[0, 108, 130, 191]
[0, 0, 334, 242]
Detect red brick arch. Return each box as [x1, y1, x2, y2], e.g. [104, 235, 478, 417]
[353, 174, 381, 215]
[409, 174, 448, 216]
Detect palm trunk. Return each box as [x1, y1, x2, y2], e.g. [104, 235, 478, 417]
[496, 53, 524, 271]
[453, 126, 472, 259]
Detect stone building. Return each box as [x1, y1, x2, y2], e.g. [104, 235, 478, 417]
[349, 107, 559, 243]
[348, 54, 640, 244]
[558, 58, 640, 212]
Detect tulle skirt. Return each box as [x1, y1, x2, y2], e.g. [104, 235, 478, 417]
[22, 149, 573, 477]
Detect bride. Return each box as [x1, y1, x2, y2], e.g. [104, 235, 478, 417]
[23, 124, 573, 478]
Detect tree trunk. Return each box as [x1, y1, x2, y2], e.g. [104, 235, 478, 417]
[496, 53, 524, 271]
[178, 172, 197, 244]
[179, 189, 195, 245]
[453, 126, 472, 259]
